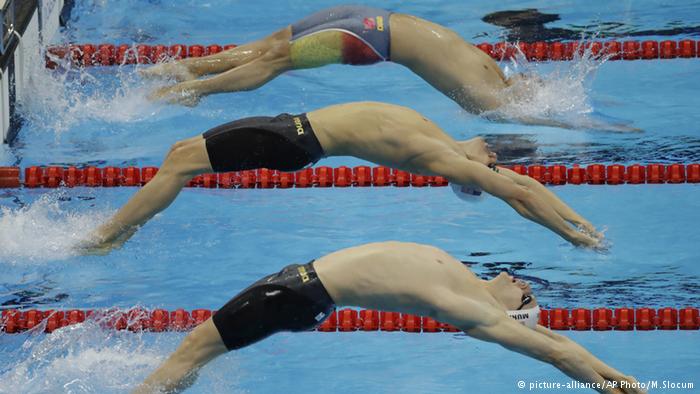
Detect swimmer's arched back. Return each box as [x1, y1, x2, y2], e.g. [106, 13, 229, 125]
[141, 5, 637, 132]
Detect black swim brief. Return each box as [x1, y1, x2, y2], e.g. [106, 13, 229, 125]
[212, 261, 336, 351]
[203, 113, 325, 173]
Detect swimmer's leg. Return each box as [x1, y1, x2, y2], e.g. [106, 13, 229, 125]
[149, 41, 293, 106]
[84, 136, 212, 253]
[150, 23, 381, 105]
[132, 318, 227, 394]
[141, 28, 291, 82]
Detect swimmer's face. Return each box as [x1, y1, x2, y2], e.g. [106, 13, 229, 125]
[489, 272, 537, 310]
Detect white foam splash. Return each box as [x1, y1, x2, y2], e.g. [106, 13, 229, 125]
[16, 40, 165, 133]
[0, 191, 111, 262]
[0, 313, 241, 393]
[0, 319, 164, 394]
[485, 41, 632, 131]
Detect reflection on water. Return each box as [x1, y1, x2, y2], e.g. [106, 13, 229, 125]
[482, 8, 700, 42]
[464, 259, 700, 308]
[485, 134, 700, 164]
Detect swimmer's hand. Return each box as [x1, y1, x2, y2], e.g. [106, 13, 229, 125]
[569, 231, 602, 250]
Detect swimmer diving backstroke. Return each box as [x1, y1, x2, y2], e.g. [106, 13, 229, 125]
[132, 242, 644, 394]
[142, 5, 637, 131]
[86, 102, 602, 253]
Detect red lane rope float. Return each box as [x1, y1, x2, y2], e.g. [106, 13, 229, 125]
[2, 307, 698, 334]
[46, 43, 238, 69]
[1, 163, 699, 189]
[46, 39, 700, 68]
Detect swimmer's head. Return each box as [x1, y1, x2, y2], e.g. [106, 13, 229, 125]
[485, 272, 540, 328]
[502, 73, 546, 107]
[505, 72, 544, 90]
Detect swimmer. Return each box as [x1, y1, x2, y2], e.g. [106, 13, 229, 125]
[141, 5, 623, 130]
[132, 241, 644, 394]
[85, 102, 602, 253]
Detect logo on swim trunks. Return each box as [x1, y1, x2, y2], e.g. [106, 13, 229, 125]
[293, 117, 305, 135]
[297, 266, 310, 283]
[377, 16, 384, 31]
[363, 17, 376, 30]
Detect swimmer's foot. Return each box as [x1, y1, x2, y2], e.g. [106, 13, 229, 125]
[148, 83, 202, 107]
[75, 227, 137, 256]
[139, 62, 197, 82]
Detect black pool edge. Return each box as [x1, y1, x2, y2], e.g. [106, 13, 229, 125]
[1, 0, 72, 145]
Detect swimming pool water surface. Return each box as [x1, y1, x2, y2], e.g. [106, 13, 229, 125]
[1, 0, 700, 393]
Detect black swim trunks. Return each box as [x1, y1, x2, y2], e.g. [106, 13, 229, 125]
[203, 113, 325, 173]
[212, 261, 336, 351]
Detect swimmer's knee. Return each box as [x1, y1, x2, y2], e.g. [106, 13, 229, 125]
[267, 27, 292, 43]
[161, 140, 206, 177]
[166, 140, 189, 157]
[261, 41, 291, 67]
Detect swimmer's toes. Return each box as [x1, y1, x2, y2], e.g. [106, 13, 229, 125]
[139, 65, 168, 80]
[168, 91, 201, 107]
[173, 69, 197, 83]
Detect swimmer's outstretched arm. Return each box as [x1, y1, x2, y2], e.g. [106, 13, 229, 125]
[464, 315, 646, 394]
[532, 326, 641, 390]
[496, 167, 601, 238]
[428, 154, 598, 247]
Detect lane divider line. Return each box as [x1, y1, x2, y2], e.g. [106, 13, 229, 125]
[2, 307, 698, 334]
[1, 164, 698, 189]
[45, 39, 700, 68]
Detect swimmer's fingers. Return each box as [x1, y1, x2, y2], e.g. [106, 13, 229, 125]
[570, 231, 601, 249]
[568, 219, 603, 240]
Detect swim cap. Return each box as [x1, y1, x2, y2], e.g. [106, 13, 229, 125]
[506, 305, 541, 329]
[451, 183, 486, 202]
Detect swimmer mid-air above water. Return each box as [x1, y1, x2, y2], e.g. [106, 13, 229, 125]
[141, 5, 637, 131]
[132, 242, 644, 394]
[84, 102, 603, 254]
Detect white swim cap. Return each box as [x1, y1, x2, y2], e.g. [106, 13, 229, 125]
[506, 305, 541, 329]
[450, 183, 486, 202]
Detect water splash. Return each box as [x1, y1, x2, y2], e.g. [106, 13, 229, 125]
[0, 315, 164, 394]
[485, 41, 636, 131]
[16, 40, 165, 134]
[0, 191, 111, 262]
[0, 310, 241, 393]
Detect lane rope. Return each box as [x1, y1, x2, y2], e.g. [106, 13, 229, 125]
[2, 307, 698, 334]
[45, 39, 700, 68]
[1, 164, 698, 189]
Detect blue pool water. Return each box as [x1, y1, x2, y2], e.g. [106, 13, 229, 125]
[1, 0, 700, 392]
